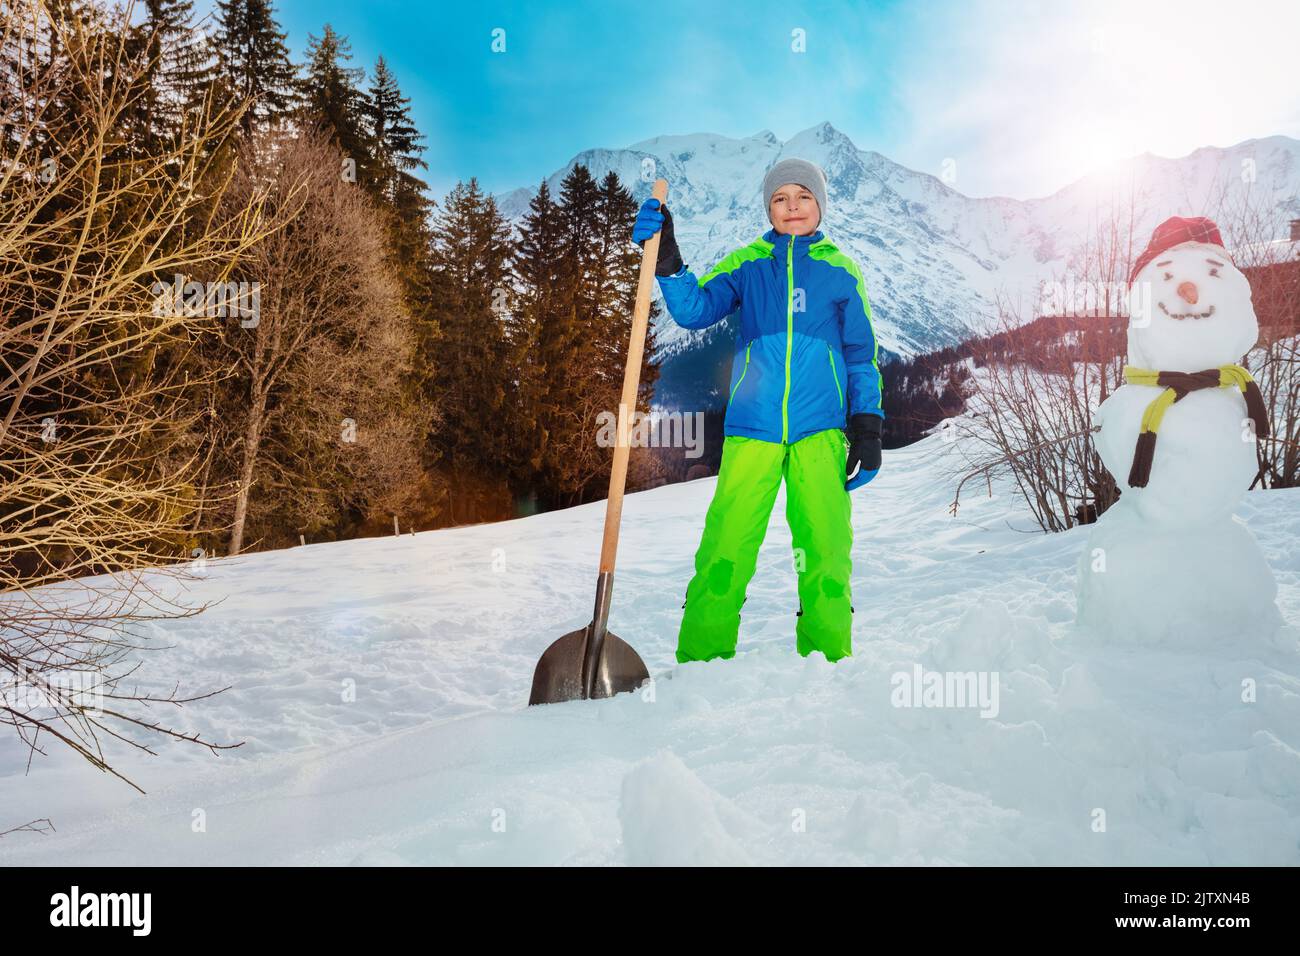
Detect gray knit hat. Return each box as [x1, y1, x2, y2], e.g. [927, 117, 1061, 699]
[762, 158, 827, 226]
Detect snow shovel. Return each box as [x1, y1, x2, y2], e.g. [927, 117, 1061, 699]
[527, 179, 668, 705]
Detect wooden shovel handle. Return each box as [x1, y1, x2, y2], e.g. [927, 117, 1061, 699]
[598, 178, 668, 575]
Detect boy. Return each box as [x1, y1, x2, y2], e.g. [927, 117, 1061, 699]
[633, 157, 883, 663]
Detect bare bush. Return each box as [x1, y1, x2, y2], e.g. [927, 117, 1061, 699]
[950, 205, 1135, 531]
[1253, 332, 1300, 487]
[1213, 184, 1300, 488]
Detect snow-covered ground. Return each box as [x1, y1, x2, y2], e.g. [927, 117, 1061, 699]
[2, 433, 1298, 866]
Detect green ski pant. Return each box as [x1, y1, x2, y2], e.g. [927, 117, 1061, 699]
[676, 427, 853, 663]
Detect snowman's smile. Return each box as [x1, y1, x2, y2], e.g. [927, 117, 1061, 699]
[1158, 301, 1216, 320]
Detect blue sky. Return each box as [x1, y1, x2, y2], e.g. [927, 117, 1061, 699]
[196, 0, 1300, 202]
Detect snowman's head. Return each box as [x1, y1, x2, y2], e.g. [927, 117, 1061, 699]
[1127, 240, 1258, 372]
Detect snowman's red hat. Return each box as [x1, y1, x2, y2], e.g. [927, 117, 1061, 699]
[1129, 216, 1229, 286]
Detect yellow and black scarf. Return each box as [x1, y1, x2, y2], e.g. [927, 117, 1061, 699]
[1122, 365, 1270, 488]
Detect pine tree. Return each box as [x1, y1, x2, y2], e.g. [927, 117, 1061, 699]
[113, 0, 225, 188]
[507, 165, 609, 506]
[511, 180, 567, 482]
[510, 167, 663, 507]
[550, 164, 614, 503]
[400, 200, 441, 453]
[427, 180, 516, 511]
[556, 163, 603, 345]
[142, 0, 218, 132]
[214, 0, 297, 135]
[361, 55, 434, 403]
[364, 56, 426, 204]
[594, 170, 661, 416]
[298, 24, 371, 184]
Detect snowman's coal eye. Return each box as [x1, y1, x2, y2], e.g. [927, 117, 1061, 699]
[1163, 271, 1173, 281]
[1208, 267, 1220, 277]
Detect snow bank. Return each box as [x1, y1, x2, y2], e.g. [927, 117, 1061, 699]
[1, 434, 1297, 865]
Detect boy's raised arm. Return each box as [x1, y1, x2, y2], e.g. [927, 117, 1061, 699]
[656, 256, 743, 331]
[632, 198, 739, 331]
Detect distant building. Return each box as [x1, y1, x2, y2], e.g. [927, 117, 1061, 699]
[1230, 229, 1300, 267]
[1240, 229, 1300, 337]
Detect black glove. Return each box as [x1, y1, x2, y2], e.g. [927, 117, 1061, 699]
[844, 413, 882, 490]
[632, 198, 684, 277]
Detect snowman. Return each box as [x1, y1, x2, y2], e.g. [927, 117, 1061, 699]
[1076, 216, 1281, 645]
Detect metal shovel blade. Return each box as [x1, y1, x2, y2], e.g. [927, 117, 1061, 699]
[528, 622, 650, 705]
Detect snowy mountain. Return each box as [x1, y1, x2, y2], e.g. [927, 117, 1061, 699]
[2, 432, 1297, 865]
[498, 123, 1300, 373]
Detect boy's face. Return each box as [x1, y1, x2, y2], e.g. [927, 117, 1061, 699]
[768, 183, 821, 236]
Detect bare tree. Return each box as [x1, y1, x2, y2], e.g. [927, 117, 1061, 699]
[211, 127, 427, 553]
[1, 0, 271, 791]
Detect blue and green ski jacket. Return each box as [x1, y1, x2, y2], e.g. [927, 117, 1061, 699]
[656, 228, 883, 445]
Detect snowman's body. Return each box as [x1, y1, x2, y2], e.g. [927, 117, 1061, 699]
[1095, 385, 1256, 526]
[1076, 240, 1280, 644]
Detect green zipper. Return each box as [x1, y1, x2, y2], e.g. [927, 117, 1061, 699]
[827, 344, 843, 409]
[781, 234, 794, 443]
[728, 342, 751, 406]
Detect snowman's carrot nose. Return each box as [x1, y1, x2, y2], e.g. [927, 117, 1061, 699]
[1176, 281, 1199, 305]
